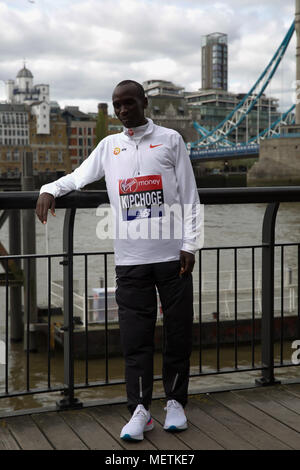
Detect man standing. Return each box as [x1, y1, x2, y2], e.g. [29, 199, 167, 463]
[36, 80, 203, 441]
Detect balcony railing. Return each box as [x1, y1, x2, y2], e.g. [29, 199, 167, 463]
[0, 187, 300, 412]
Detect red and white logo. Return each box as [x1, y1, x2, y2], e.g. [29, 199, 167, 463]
[120, 178, 138, 194]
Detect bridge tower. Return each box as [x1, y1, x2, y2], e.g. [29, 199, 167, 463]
[296, 0, 300, 124]
[248, 0, 300, 186]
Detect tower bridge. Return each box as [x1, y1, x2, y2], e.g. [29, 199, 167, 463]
[188, 1, 300, 184]
[190, 144, 259, 162]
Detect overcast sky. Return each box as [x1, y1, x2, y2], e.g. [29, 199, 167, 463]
[0, 0, 297, 114]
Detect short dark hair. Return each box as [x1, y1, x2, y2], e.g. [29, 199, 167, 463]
[114, 80, 145, 100]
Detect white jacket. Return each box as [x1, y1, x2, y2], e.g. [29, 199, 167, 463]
[40, 119, 203, 265]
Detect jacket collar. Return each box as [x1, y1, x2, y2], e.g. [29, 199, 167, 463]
[121, 118, 154, 142]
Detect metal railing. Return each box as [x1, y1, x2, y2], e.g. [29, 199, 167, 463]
[0, 187, 300, 411]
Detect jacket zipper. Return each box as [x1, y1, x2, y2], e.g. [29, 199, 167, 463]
[135, 143, 140, 176]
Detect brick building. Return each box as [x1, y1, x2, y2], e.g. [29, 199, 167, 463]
[1, 66, 70, 179]
[62, 106, 97, 170]
[30, 103, 70, 175]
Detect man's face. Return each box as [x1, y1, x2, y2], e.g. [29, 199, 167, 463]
[112, 84, 148, 128]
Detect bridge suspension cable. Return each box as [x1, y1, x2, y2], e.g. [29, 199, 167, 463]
[191, 21, 295, 148]
[248, 104, 295, 143]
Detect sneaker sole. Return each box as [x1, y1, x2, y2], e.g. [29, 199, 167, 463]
[164, 423, 188, 432]
[121, 433, 143, 441]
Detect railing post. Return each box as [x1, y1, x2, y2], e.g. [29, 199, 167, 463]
[56, 208, 82, 410]
[22, 152, 38, 352]
[256, 202, 281, 386]
[9, 210, 23, 341]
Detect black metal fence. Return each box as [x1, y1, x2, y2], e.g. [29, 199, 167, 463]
[0, 187, 300, 411]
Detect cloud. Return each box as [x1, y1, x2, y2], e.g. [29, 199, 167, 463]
[0, 0, 296, 113]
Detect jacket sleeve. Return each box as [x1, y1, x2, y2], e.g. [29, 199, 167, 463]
[174, 134, 204, 254]
[39, 140, 105, 198]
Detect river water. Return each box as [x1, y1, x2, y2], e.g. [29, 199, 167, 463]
[0, 201, 300, 413]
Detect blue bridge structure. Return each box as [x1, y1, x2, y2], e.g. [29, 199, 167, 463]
[188, 22, 298, 161]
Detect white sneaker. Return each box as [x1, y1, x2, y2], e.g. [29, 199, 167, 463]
[164, 399, 188, 431]
[120, 404, 154, 441]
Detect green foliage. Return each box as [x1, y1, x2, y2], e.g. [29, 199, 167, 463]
[95, 108, 108, 145]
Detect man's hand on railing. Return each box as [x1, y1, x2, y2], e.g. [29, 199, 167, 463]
[36, 193, 56, 224]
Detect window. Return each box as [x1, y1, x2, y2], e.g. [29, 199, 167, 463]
[6, 151, 11, 161]
[13, 150, 19, 161]
[58, 151, 63, 162]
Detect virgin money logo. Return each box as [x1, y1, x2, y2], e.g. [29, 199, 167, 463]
[120, 179, 138, 194]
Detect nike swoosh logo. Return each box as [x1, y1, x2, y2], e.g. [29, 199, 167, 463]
[150, 144, 163, 148]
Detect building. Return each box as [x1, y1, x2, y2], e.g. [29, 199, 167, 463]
[62, 106, 97, 170]
[1, 66, 70, 178]
[143, 80, 197, 142]
[186, 89, 280, 144]
[5, 65, 50, 105]
[0, 101, 70, 178]
[5, 64, 50, 135]
[0, 104, 30, 177]
[143, 80, 184, 97]
[202, 33, 228, 91]
[30, 102, 70, 176]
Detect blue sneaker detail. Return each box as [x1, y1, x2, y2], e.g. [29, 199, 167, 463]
[120, 404, 154, 441]
[121, 433, 137, 441]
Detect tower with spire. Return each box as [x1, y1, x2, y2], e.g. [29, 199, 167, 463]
[5, 64, 50, 134]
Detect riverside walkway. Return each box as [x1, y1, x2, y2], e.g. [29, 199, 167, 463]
[1, 383, 300, 450]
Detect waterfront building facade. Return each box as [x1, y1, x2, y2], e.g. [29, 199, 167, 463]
[62, 106, 97, 170]
[30, 103, 70, 175]
[0, 102, 70, 177]
[0, 103, 30, 177]
[1, 66, 70, 177]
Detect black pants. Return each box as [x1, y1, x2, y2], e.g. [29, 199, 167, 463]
[116, 260, 194, 414]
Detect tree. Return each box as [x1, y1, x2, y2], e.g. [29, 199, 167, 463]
[95, 106, 108, 145]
